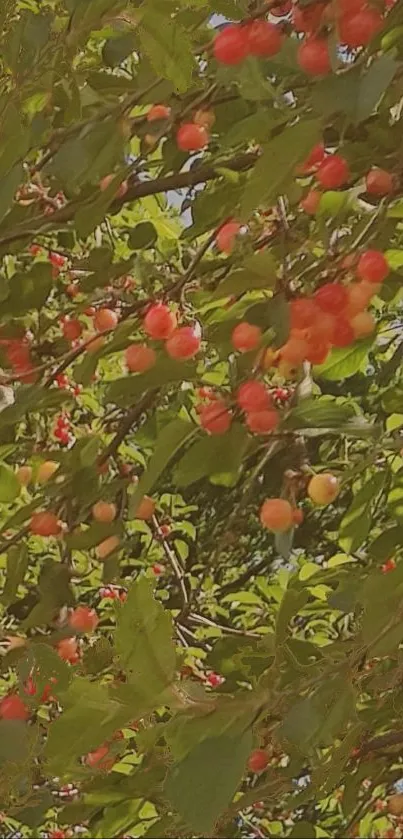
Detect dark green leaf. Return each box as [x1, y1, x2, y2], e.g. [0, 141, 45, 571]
[339, 472, 386, 553]
[174, 423, 248, 488]
[128, 222, 158, 250]
[129, 419, 195, 517]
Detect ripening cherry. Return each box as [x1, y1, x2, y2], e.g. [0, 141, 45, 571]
[177, 123, 208, 152]
[16, 465, 32, 486]
[300, 189, 321, 215]
[297, 38, 331, 76]
[166, 326, 201, 360]
[30, 511, 62, 537]
[144, 303, 177, 340]
[206, 672, 224, 688]
[314, 283, 349, 314]
[237, 380, 271, 412]
[37, 460, 59, 483]
[334, 0, 366, 17]
[346, 281, 377, 316]
[260, 498, 293, 532]
[298, 143, 326, 174]
[246, 410, 279, 434]
[93, 308, 118, 332]
[330, 317, 355, 347]
[95, 535, 120, 560]
[365, 168, 394, 196]
[152, 563, 165, 576]
[248, 749, 269, 773]
[305, 336, 330, 365]
[382, 558, 397, 574]
[125, 344, 156, 373]
[147, 104, 171, 122]
[49, 252, 66, 269]
[246, 20, 283, 57]
[316, 155, 350, 188]
[350, 311, 376, 338]
[216, 220, 241, 254]
[63, 318, 82, 341]
[356, 250, 389, 284]
[279, 336, 308, 365]
[292, 507, 304, 526]
[136, 495, 156, 521]
[213, 25, 249, 65]
[69, 606, 99, 633]
[29, 244, 42, 257]
[0, 694, 29, 721]
[339, 9, 383, 48]
[99, 174, 128, 198]
[66, 282, 79, 298]
[57, 637, 79, 664]
[308, 473, 340, 506]
[232, 322, 262, 353]
[199, 400, 232, 435]
[48, 831, 66, 839]
[92, 501, 117, 523]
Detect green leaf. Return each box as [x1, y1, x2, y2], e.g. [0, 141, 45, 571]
[0, 462, 21, 502]
[44, 678, 133, 774]
[129, 419, 195, 517]
[1, 544, 29, 606]
[165, 731, 252, 835]
[241, 119, 320, 219]
[314, 338, 373, 381]
[276, 588, 309, 645]
[369, 526, 403, 560]
[289, 823, 315, 839]
[355, 54, 398, 124]
[65, 522, 121, 551]
[115, 578, 176, 699]
[388, 475, 403, 524]
[128, 222, 158, 250]
[339, 472, 386, 553]
[284, 398, 355, 430]
[174, 423, 249, 488]
[138, 11, 195, 93]
[106, 357, 198, 408]
[22, 562, 75, 630]
[0, 162, 24, 223]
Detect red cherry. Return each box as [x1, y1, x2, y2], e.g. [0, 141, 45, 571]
[29, 244, 42, 257]
[30, 511, 62, 537]
[93, 308, 118, 332]
[232, 322, 262, 353]
[292, 3, 326, 33]
[366, 168, 394, 196]
[300, 189, 321, 215]
[144, 303, 177, 340]
[177, 123, 208, 152]
[280, 336, 308, 365]
[63, 318, 82, 341]
[290, 298, 318, 330]
[382, 558, 396, 574]
[0, 694, 29, 721]
[49, 252, 66, 268]
[246, 20, 283, 57]
[335, 0, 365, 16]
[147, 104, 171, 122]
[298, 143, 326, 173]
[314, 283, 348, 313]
[297, 38, 331, 76]
[271, 1, 292, 16]
[125, 344, 156, 373]
[316, 155, 350, 188]
[57, 637, 79, 664]
[69, 606, 99, 633]
[166, 326, 201, 360]
[356, 250, 389, 284]
[216, 220, 241, 254]
[246, 410, 279, 434]
[339, 9, 383, 48]
[152, 563, 165, 576]
[206, 672, 224, 687]
[199, 400, 232, 435]
[248, 749, 269, 773]
[330, 317, 355, 347]
[55, 428, 70, 445]
[85, 744, 110, 768]
[237, 380, 271, 412]
[66, 282, 79, 298]
[49, 831, 66, 839]
[292, 507, 304, 526]
[213, 25, 249, 65]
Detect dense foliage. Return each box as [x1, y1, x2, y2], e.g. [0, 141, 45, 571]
[1, 0, 403, 837]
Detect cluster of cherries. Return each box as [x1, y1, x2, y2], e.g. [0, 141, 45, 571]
[212, 0, 393, 79]
[52, 412, 74, 446]
[259, 471, 340, 536]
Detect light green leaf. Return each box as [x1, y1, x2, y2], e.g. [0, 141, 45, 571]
[0, 462, 21, 502]
[1, 544, 29, 605]
[174, 423, 248, 488]
[138, 12, 195, 93]
[355, 54, 398, 123]
[106, 357, 198, 408]
[339, 472, 386, 553]
[314, 338, 373, 381]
